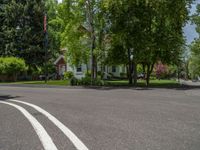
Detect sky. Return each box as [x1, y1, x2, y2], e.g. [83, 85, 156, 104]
[184, 0, 200, 44]
[57, 0, 199, 44]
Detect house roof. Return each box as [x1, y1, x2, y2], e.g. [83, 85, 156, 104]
[54, 55, 65, 65]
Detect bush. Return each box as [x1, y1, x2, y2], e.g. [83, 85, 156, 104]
[85, 71, 91, 78]
[93, 78, 105, 86]
[120, 72, 127, 78]
[70, 77, 78, 86]
[78, 77, 105, 86]
[78, 76, 91, 85]
[97, 71, 104, 79]
[64, 71, 74, 80]
[0, 57, 27, 81]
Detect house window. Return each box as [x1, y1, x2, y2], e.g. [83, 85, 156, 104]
[76, 65, 82, 72]
[112, 66, 116, 72]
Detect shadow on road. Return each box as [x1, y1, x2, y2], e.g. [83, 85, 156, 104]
[1, 83, 200, 91]
[0, 95, 21, 101]
[81, 84, 200, 91]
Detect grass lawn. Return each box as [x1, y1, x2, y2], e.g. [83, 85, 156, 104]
[106, 79, 180, 87]
[0, 80, 69, 86]
[0, 79, 180, 87]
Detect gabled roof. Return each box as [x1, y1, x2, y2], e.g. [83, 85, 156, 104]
[54, 55, 65, 65]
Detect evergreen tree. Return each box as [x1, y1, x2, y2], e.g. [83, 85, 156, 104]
[1, 0, 46, 68]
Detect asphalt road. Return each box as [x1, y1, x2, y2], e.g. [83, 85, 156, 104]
[0, 86, 200, 150]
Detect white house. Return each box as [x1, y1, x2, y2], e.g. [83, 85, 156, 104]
[54, 54, 127, 79]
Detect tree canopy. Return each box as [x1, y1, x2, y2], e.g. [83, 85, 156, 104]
[0, 0, 194, 84]
[0, 0, 46, 68]
[189, 3, 200, 78]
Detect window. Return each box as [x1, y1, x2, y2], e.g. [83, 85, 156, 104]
[112, 66, 116, 72]
[76, 65, 82, 72]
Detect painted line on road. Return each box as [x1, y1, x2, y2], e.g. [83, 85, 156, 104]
[10, 99, 89, 150]
[0, 101, 58, 150]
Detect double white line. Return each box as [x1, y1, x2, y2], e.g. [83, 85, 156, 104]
[0, 99, 89, 150]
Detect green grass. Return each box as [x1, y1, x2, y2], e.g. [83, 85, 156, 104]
[0, 80, 69, 86]
[106, 79, 180, 87]
[0, 79, 180, 87]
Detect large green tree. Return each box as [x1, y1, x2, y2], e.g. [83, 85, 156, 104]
[189, 4, 200, 78]
[46, 0, 61, 59]
[58, 0, 90, 67]
[104, 0, 192, 86]
[189, 40, 200, 78]
[1, 0, 46, 69]
[57, 0, 107, 81]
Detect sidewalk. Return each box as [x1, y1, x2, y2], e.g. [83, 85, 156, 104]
[180, 79, 200, 87]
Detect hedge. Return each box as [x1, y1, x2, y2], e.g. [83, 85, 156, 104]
[0, 57, 27, 81]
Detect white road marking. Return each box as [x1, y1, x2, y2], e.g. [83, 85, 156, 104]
[0, 101, 58, 150]
[10, 99, 89, 150]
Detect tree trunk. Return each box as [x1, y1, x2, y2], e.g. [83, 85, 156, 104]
[91, 33, 96, 80]
[126, 65, 129, 79]
[177, 64, 180, 82]
[146, 64, 150, 86]
[86, 63, 89, 74]
[94, 55, 97, 79]
[146, 63, 155, 86]
[85, 0, 96, 82]
[142, 63, 146, 75]
[128, 48, 133, 85]
[133, 62, 137, 86]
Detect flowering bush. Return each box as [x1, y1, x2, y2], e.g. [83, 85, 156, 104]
[155, 62, 169, 79]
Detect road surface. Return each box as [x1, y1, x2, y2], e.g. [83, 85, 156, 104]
[0, 86, 200, 150]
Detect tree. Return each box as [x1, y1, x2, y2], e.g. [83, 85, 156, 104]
[46, 0, 61, 59]
[103, 0, 144, 85]
[0, 0, 7, 53]
[58, 0, 107, 82]
[1, 0, 46, 70]
[104, 0, 192, 86]
[189, 40, 200, 78]
[189, 4, 200, 79]
[57, 0, 90, 68]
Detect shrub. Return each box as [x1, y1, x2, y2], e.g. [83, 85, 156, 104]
[85, 71, 91, 78]
[97, 71, 104, 79]
[155, 62, 169, 79]
[120, 72, 127, 78]
[79, 76, 91, 85]
[0, 57, 27, 81]
[64, 71, 74, 80]
[93, 78, 105, 86]
[78, 77, 105, 86]
[70, 77, 78, 86]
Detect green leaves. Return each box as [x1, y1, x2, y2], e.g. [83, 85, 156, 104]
[189, 39, 200, 78]
[189, 3, 200, 78]
[0, 0, 46, 67]
[0, 57, 27, 75]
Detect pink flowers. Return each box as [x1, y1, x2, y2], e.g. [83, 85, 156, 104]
[155, 62, 168, 79]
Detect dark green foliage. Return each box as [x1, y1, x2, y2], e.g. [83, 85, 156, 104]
[189, 4, 200, 78]
[46, 0, 61, 58]
[0, 57, 27, 81]
[78, 77, 91, 86]
[104, 0, 193, 86]
[0, 0, 46, 68]
[77, 77, 105, 86]
[64, 71, 74, 80]
[69, 77, 78, 86]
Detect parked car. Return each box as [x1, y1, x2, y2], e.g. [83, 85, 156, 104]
[137, 73, 145, 79]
